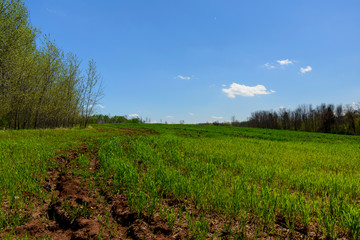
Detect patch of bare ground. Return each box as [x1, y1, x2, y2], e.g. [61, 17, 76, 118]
[8, 142, 351, 239]
[12, 144, 112, 239]
[9, 143, 179, 240]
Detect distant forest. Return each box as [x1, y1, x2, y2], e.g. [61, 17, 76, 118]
[236, 103, 360, 135]
[88, 114, 145, 124]
[0, 0, 103, 129]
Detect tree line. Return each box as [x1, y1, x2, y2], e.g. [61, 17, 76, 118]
[0, 0, 103, 129]
[88, 114, 145, 124]
[238, 103, 360, 135]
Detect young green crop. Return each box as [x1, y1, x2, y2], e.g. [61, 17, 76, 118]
[2, 123, 360, 239]
[96, 124, 360, 238]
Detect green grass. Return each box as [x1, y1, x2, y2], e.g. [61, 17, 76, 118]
[1, 124, 360, 238]
[0, 125, 132, 228]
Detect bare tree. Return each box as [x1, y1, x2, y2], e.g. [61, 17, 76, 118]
[80, 59, 104, 128]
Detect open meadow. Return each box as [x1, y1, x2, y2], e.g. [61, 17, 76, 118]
[1, 124, 360, 239]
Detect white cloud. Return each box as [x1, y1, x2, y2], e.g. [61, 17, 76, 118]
[344, 102, 360, 111]
[222, 83, 275, 98]
[188, 112, 194, 116]
[129, 114, 139, 118]
[177, 75, 191, 80]
[300, 66, 312, 74]
[212, 116, 224, 120]
[166, 115, 174, 118]
[264, 63, 276, 69]
[97, 104, 105, 109]
[221, 84, 227, 87]
[277, 59, 293, 66]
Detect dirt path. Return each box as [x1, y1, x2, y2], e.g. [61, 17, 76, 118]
[12, 143, 174, 240]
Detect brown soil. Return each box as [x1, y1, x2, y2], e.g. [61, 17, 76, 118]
[12, 145, 107, 239]
[10, 143, 180, 240]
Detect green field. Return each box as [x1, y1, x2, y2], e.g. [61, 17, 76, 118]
[1, 124, 360, 239]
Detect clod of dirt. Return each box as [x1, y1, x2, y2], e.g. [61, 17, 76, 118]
[111, 200, 138, 227]
[71, 218, 101, 240]
[14, 220, 47, 236]
[47, 200, 74, 229]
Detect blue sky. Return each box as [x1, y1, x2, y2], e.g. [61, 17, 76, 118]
[25, 0, 360, 123]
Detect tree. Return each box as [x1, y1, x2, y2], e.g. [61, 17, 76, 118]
[80, 59, 104, 128]
[0, 0, 38, 129]
[318, 104, 335, 133]
[0, 0, 104, 129]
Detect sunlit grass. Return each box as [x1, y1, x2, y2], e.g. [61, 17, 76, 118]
[97, 124, 360, 238]
[1, 123, 360, 238]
